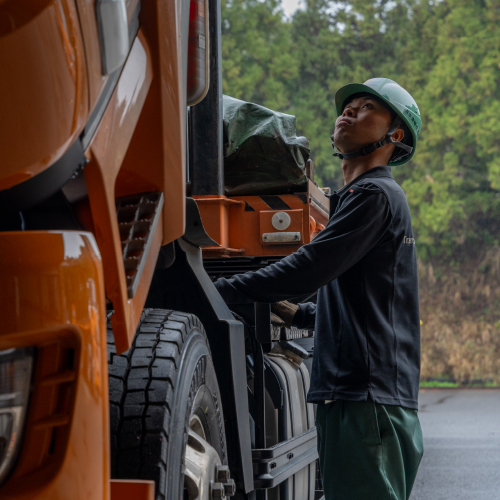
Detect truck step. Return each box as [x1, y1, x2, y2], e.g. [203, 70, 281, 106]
[116, 192, 163, 298]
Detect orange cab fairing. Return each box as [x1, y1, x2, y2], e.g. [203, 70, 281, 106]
[0, 0, 88, 191]
[0, 231, 109, 500]
[84, 0, 189, 352]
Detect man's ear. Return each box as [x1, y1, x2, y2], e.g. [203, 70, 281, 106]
[391, 126, 405, 143]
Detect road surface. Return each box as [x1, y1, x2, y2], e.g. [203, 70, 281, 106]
[411, 389, 500, 500]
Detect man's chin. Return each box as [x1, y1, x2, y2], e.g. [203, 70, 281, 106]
[335, 137, 373, 156]
[333, 138, 352, 154]
[333, 130, 353, 148]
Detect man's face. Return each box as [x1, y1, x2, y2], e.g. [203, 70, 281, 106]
[333, 95, 394, 153]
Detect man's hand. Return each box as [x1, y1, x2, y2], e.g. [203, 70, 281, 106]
[270, 313, 285, 327]
[271, 301, 299, 328]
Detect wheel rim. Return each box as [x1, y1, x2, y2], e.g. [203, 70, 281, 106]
[184, 408, 235, 500]
[190, 414, 207, 441]
[184, 428, 220, 500]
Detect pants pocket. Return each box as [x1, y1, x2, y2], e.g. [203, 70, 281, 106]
[411, 416, 424, 468]
[362, 400, 382, 447]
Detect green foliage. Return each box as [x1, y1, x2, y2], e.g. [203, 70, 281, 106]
[419, 380, 500, 388]
[221, 0, 298, 109]
[419, 380, 459, 388]
[221, 0, 500, 260]
[400, 0, 500, 260]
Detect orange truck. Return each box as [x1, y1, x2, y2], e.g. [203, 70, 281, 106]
[0, 1, 330, 499]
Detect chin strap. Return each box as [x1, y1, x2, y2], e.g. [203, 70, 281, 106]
[332, 117, 413, 161]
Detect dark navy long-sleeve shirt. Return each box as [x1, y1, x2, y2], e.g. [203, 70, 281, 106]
[215, 166, 420, 409]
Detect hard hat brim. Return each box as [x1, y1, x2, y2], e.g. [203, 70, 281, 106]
[334, 83, 384, 117]
[335, 82, 404, 119]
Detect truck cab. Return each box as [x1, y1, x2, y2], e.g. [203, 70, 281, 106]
[0, 1, 328, 499]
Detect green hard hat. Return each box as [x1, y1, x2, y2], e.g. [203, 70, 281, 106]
[334, 78, 421, 166]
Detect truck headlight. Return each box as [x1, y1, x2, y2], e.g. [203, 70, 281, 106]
[0, 348, 34, 485]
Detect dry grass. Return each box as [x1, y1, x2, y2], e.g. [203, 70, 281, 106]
[419, 248, 500, 385]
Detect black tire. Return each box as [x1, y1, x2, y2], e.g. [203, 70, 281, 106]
[107, 309, 227, 500]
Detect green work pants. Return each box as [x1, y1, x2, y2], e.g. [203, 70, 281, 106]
[316, 399, 424, 500]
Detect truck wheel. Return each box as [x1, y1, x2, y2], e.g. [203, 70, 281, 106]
[108, 309, 233, 500]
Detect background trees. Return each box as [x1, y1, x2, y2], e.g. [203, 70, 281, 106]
[222, 0, 500, 262]
[221, 0, 500, 383]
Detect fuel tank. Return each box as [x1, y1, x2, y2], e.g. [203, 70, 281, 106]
[265, 342, 317, 500]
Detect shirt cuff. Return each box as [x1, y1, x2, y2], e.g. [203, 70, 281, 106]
[292, 302, 316, 329]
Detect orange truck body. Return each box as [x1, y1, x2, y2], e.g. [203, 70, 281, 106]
[1, 1, 185, 497]
[0, 1, 329, 498]
[194, 184, 329, 258]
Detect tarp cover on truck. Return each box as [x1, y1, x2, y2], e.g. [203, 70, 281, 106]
[223, 95, 310, 195]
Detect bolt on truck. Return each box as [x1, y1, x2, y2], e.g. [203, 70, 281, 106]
[0, 1, 330, 499]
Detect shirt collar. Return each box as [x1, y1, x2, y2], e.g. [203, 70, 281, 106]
[333, 166, 393, 195]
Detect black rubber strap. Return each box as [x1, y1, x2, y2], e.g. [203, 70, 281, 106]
[389, 140, 412, 154]
[387, 116, 402, 135]
[332, 139, 389, 160]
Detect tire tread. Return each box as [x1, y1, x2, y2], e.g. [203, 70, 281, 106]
[108, 308, 206, 500]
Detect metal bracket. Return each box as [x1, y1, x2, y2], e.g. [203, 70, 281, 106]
[183, 197, 220, 247]
[255, 303, 272, 348]
[252, 427, 318, 489]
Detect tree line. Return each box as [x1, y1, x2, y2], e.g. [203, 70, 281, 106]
[221, 0, 500, 263]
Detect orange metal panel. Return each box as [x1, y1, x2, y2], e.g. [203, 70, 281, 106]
[0, 0, 88, 191]
[196, 196, 244, 248]
[84, 0, 191, 351]
[110, 480, 155, 500]
[157, 0, 187, 244]
[114, 0, 188, 246]
[228, 195, 309, 256]
[114, 0, 186, 231]
[87, 32, 153, 180]
[0, 231, 109, 500]
[85, 31, 160, 353]
[259, 209, 304, 243]
[194, 183, 330, 258]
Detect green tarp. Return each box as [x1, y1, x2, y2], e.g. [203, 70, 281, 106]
[223, 95, 310, 196]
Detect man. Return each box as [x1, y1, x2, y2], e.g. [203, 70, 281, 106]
[215, 78, 423, 500]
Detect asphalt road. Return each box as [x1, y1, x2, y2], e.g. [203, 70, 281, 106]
[410, 389, 500, 500]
